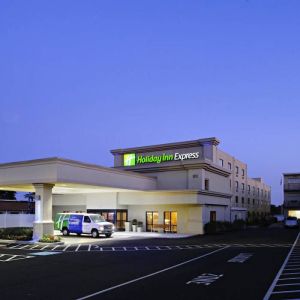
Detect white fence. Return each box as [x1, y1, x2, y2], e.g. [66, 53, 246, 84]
[0, 213, 34, 228]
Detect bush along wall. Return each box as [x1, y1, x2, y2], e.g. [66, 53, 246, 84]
[0, 227, 33, 240]
[204, 220, 246, 234]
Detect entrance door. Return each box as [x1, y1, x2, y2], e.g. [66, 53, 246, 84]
[116, 211, 127, 231]
[164, 211, 177, 233]
[210, 211, 216, 222]
[146, 211, 159, 232]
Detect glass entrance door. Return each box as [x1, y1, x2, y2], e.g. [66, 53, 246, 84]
[116, 211, 127, 231]
[87, 209, 128, 231]
[164, 211, 177, 233]
[146, 211, 159, 232]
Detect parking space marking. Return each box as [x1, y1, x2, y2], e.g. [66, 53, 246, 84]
[186, 273, 223, 286]
[228, 253, 253, 263]
[75, 246, 229, 300]
[0, 253, 34, 262]
[62, 245, 70, 252]
[263, 232, 300, 300]
[5, 242, 293, 254]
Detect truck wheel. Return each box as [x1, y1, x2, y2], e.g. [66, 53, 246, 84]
[91, 229, 99, 238]
[62, 228, 69, 236]
[105, 233, 112, 238]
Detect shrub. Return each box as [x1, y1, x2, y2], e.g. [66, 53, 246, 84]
[0, 227, 33, 241]
[232, 219, 246, 230]
[204, 220, 246, 234]
[39, 234, 61, 243]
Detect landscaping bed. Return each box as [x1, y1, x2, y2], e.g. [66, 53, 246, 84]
[0, 227, 33, 241]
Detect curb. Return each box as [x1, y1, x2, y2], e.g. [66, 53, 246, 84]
[0, 239, 64, 246]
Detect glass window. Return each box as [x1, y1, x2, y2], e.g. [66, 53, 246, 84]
[228, 162, 232, 170]
[242, 183, 245, 190]
[236, 166, 239, 174]
[242, 169, 245, 176]
[164, 211, 177, 233]
[219, 159, 224, 167]
[205, 179, 209, 191]
[83, 216, 91, 223]
[235, 196, 239, 203]
[90, 215, 105, 223]
[146, 211, 159, 232]
[235, 181, 239, 192]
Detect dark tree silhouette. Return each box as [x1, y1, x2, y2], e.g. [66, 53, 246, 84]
[0, 191, 16, 200]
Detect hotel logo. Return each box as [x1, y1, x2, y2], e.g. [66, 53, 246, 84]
[124, 153, 136, 166]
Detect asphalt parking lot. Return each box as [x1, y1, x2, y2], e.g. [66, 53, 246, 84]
[0, 228, 298, 300]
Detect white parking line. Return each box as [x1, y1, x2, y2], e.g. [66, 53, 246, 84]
[271, 289, 300, 295]
[75, 246, 230, 300]
[9, 244, 21, 249]
[62, 245, 70, 252]
[263, 232, 300, 300]
[30, 245, 40, 250]
[278, 277, 300, 281]
[51, 245, 60, 251]
[39, 245, 49, 251]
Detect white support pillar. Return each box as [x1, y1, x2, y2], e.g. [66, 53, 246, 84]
[33, 183, 55, 240]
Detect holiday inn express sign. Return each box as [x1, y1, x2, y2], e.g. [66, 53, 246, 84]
[123, 151, 200, 166]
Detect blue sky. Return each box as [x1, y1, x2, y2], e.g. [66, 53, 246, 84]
[1, 1, 300, 205]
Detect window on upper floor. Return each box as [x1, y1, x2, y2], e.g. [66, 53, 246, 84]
[257, 188, 260, 196]
[235, 166, 239, 175]
[235, 196, 238, 203]
[228, 162, 232, 170]
[242, 197, 244, 204]
[247, 185, 250, 192]
[205, 179, 209, 191]
[242, 183, 245, 191]
[242, 169, 245, 177]
[235, 181, 239, 192]
[253, 186, 255, 194]
[287, 178, 300, 184]
[219, 159, 224, 167]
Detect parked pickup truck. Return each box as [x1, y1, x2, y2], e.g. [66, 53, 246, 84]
[55, 213, 114, 238]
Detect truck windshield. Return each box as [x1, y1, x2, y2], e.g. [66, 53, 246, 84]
[90, 215, 106, 223]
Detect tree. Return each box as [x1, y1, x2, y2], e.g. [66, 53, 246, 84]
[24, 192, 35, 202]
[0, 191, 16, 200]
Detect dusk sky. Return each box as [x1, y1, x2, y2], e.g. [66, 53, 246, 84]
[1, 1, 300, 205]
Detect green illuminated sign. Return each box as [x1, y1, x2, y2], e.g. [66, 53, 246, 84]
[124, 153, 136, 166]
[123, 152, 200, 166]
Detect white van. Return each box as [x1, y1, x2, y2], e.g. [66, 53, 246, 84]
[55, 213, 115, 238]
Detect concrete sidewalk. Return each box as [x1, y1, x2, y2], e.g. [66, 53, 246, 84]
[57, 230, 196, 245]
